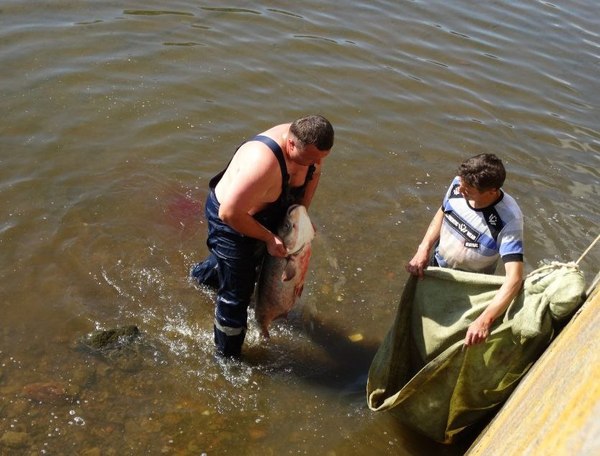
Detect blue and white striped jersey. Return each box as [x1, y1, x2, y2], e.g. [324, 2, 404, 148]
[434, 176, 524, 274]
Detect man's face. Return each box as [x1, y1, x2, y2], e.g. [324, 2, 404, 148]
[289, 139, 330, 166]
[458, 178, 497, 205]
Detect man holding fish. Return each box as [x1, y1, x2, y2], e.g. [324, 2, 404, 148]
[191, 115, 334, 359]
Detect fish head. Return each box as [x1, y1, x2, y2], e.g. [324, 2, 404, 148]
[279, 204, 315, 254]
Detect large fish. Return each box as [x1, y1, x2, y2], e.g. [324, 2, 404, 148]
[255, 204, 315, 338]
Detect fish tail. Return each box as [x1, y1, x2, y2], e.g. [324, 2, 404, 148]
[260, 325, 271, 339]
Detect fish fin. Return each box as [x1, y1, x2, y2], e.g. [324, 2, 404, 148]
[295, 284, 304, 297]
[282, 258, 297, 281]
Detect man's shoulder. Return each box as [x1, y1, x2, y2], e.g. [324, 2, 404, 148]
[444, 176, 462, 200]
[258, 123, 290, 139]
[224, 141, 282, 190]
[236, 139, 280, 162]
[498, 191, 523, 217]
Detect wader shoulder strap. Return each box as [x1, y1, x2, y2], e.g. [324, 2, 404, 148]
[209, 135, 289, 191]
[252, 135, 289, 191]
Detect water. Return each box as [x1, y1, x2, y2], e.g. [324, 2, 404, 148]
[1, 0, 598, 454]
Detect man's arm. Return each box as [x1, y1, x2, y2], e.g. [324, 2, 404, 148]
[405, 207, 444, 278]
[217, 145, 287, 257]
[464, 260, 524, 346]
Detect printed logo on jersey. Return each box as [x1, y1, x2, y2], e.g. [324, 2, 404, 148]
[444, 211, 480, 245]
[481, 207, 504, 241]
[449, 184, 462, 199]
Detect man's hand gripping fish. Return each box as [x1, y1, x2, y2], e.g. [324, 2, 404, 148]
[255, 204, 315, 338]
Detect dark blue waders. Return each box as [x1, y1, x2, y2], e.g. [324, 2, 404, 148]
[192, 190, 266, 358]
[191, 135, 315, 358]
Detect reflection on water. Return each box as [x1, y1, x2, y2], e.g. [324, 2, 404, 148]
[1, 0, 599, 454]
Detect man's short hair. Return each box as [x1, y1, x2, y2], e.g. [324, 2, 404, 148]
[290, 115, 334, 151]
[458, 153, 506, 190]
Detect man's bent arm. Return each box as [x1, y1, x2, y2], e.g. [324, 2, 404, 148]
[464, 260, 524, 346]
[216, 147, 287, 257]
[220, 209, 286, 257]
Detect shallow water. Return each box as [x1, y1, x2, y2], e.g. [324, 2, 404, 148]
[1, 0, 599, 454]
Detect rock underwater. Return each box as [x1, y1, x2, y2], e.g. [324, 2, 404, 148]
[79, 325, 141, 352]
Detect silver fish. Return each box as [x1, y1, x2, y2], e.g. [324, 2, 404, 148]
[255, 204, 315, 338]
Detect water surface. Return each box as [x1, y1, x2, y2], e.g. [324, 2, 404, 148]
[1, 0, 599, 454]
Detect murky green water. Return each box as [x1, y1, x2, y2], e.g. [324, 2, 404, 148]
[1, 0, 598, 454]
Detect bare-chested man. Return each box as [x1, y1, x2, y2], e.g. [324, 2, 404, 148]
[191, 115, 334, 358]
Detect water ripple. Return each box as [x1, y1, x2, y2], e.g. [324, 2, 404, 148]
[0, 0, 599, 454]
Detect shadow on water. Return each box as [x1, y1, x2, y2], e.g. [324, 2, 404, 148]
[240, 308, 379, 396]
[242, 310, 476, 455]
[329, 415, 481, 456]
[297, 312, 379, 394]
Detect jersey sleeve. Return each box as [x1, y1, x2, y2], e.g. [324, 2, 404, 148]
[499, 210, 524, 263]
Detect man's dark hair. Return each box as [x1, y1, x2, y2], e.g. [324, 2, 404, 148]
[290, 115, 334, 151]
[458, 153, 506, 190]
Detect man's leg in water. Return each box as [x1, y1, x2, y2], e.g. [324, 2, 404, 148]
[190, 254, 219, 289]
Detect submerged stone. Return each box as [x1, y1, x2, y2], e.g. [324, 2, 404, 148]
[77, 324, 168, 373]
[0, 431, 30, 448]
[79, 325, 141, 352]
